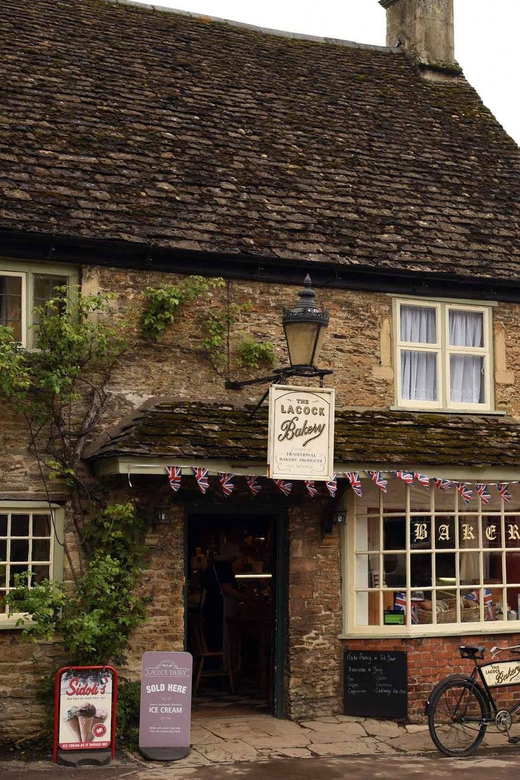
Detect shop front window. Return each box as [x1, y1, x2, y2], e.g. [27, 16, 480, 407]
[348, 478, 520, 633]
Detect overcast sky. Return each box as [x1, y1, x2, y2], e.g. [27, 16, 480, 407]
[134, 0, 520, 146]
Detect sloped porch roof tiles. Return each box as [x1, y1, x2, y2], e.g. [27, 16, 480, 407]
[87, 401, 520, 469]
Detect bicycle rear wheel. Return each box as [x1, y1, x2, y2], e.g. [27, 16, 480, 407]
[428, 678, 489, 757]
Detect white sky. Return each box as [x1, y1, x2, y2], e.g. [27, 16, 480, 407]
[133, 0, 520, 146]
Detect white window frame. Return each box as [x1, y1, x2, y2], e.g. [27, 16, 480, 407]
[394, 298, 493, 412]
[342, 482, 520, 639]
[0, 502, 65, 629]
[0, 260, 78, 348]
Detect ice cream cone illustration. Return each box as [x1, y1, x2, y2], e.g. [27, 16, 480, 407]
[77, 703, 96, 742]
[64, 706, 81, 742]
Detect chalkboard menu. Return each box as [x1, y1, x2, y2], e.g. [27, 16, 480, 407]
[344, 650, 407, 718]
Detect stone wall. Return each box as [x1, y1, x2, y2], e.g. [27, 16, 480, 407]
[287, 505, 343, 719]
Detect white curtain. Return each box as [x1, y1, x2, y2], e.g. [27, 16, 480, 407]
[449, 311, 484, 404]
[400, 306, 437, 401]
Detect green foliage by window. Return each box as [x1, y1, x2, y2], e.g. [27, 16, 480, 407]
[141, 276, 225, 341]
[6, 503, 149, 667]
[236, 337, 276, 370]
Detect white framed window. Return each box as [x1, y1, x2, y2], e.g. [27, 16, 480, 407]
[0, 261, 77, 348]
[344, 478, 520, 637]
[394, 299, 492, 411]
[0, 502, 64, 626]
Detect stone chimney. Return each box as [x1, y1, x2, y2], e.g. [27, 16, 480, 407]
[379, 0, 460, 78]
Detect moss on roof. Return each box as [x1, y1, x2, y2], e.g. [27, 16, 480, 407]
[87, 401, 520, 468]
[1, 0, 520, 279]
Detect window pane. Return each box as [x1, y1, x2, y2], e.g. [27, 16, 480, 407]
[410, 517, 432, 549]
[401, 351, 437, 401]
[383, 554, 406, 588]
[0, 275, 22, 341]
[483, 517, 501, 548]
[32, 539, 50, 561]
[449, 310, 484, 347]
[505, 518, 520, 547]
[384, 517, 406, 550]
[0, 540, 6, 561]
[411, 553, 432, 588]
[0, 566, 5, 588]
[33, 275, 67, 308]
[400, 305, 437, 343]
[459, 516, 479, 547]
[483, 551, 503, 584]
[435, 517, 455, 549]
[11, 515, 29, 536]
[31, 565, 50, 583]
[32, 515, 51, 536]
[0, 515, 6, 536]
[9, 565, 28, 586]
[460, 552, 480, 585]
[506, 552, 520, 584]
[10, 539, 29, 562]
[450, 355, 484, 404]
[436, 553, 456, 583]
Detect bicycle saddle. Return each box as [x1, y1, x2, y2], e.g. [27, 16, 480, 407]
[459, 645, 485, 659]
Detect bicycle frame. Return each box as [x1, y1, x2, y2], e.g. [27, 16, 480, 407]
[476, 656, 520, 721]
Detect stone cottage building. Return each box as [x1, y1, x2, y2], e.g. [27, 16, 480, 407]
[2, 0, 520, 737]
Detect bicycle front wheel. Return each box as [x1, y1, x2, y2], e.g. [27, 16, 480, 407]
[428, 678, 489, 757]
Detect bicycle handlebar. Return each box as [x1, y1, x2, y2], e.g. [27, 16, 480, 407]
[490, 644, 520, 657]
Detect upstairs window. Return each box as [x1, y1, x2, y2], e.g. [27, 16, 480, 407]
[395, 299, 492, 411]
[0, 262, 76, 348]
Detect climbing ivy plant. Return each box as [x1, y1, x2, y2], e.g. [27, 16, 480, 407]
[142, 276, 275, 374]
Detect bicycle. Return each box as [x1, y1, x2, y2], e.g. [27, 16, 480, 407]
[426, 643, 520, 757]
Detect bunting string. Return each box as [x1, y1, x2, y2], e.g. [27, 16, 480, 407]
[154, 468, 520, 503]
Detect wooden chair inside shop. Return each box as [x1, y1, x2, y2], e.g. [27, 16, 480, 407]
[189, 614, 235, 695]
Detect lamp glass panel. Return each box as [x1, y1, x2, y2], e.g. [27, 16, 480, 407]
[284, 321, 324, 366]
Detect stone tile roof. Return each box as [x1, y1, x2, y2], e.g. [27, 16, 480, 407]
[87, 401, 520, 468]
[2, 0, 520, 279]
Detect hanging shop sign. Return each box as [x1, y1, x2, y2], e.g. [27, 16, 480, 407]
[268, 384, 335, 481]
[139, 651, 193, 761]
[53, 666, 117, 766]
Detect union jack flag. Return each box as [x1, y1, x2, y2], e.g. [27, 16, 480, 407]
[414, 473, 430, 489]
[326, 473, 337, 497]
[434, 478, 453, 491]
[476, 483, 491, 504]
[394, 471, 414, 484]
[456, 482, 472, 505]
[394, 592, 407, 613]
[274, 479, 292, 496]
[464, 590, 479, 603]
[484, 588, 494, 621]
[192, 466, 209, 494]
[246, 475, 261, 496]
[305, 480, 318, 498]
[218, 472, 235, 497]
[367, 471, 388, 492]
[498, 483, 512, 503]
[165, 466, 182, 493]
[411, 604, 419, 625]
[346, 472, 363, 498]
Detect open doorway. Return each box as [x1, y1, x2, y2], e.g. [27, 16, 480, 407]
[186, 511, 284, 717]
